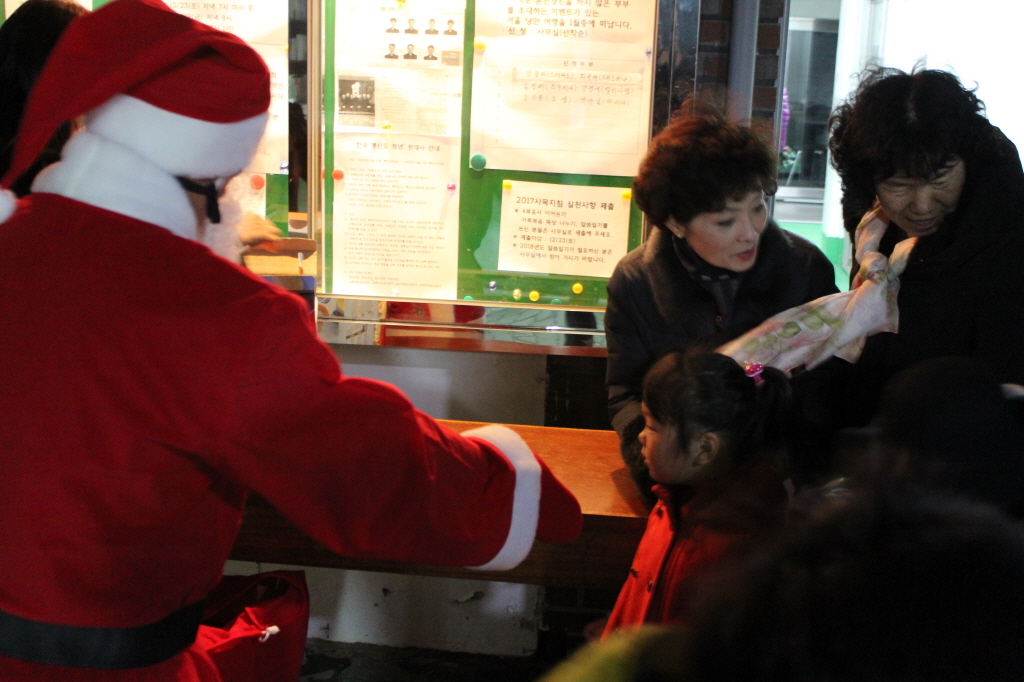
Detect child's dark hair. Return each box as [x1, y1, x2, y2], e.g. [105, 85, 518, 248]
[642, 351, 793, 463]
[632, 99, 777, 230]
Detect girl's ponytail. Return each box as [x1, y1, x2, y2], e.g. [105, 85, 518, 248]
[746, 365, 795, 455]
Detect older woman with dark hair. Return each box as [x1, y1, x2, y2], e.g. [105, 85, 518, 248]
[605, 103, 837, 497]
[828, 67, 1024, 424]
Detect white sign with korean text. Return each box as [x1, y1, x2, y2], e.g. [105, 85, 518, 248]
[470, 0, 657, 176]
[497, 180, 629, 278]
[331, 134, 460, 299]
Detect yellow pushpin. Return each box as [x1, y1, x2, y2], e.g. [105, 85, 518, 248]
[512, 288, 523, 300]
[529, 290, 540, 302]
[474, 38, 487, 51]
[621, 189, 632, 201]
[572, 283, 584, 294]
[502, 180, 513, 191]
[382, 121, 392, 130]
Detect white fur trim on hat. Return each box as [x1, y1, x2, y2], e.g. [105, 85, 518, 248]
[463, 424, 541, 571]
[85, 94, 268, 179]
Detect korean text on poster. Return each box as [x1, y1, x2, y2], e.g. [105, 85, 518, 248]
[470, 0, 656, 176]
[331, 134, 460, 300]
[498, 180, 629, 278]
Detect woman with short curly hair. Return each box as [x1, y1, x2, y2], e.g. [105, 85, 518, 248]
[604, 102, 837, 498]
[827, 67, 1024, 425]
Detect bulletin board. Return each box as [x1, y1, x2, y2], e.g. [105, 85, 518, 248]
[322, 0, 657, 309]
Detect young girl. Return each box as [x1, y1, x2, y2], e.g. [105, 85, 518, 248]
[602, 350, 793, 635]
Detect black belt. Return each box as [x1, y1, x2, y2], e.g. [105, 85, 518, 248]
[0, 600, 204, 669]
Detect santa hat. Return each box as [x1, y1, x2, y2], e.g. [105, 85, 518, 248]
[0, 0, 270, 221]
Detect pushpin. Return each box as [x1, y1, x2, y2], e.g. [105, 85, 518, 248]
[447, 182, 457, 194]
[512, 288, 522, 300]
[249, 174, 266, 191]
[474, 38, 487, 51]
[332, 169, 345, 180]
[470, 154, 487, 170]
[621, 189, 632, 201]
[488, 281, 498, 291]
[645, 47, 652, 58]
[464, 296, 474, 300]
[551, 298, 562, 305]
[502, 180, 513, 191]
[572, 282, 584, 294]
[382, 121, 392, 130]
[529, 290, 540, 302]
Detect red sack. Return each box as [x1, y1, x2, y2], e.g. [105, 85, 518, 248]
[196, 571, 310, 682]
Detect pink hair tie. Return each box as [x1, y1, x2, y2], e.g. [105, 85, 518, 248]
[745, 363, 765, 385]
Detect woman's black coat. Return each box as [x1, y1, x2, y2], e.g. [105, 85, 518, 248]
[603, 221, 838, 495]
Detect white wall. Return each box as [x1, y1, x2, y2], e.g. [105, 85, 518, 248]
[229, 343, 550, 655]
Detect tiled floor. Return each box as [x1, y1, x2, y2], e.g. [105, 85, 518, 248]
[300, 639, 559, 682]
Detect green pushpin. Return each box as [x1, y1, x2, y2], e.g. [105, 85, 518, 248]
[470, 154, 486, 170]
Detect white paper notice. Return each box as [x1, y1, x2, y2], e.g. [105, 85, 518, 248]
[498, 181, 629, 278]
[470, 0, 656, 176]
[166, 0, 287, 45]
[334, 0, 466, 137]
[331, 134, 460, 299]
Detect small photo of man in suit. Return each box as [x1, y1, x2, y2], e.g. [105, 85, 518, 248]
[405, 18, 418, 34]
[425, 19, 438, 35]
[444, 19, 457, 35]
[385, 43, 398, 58]
[403, 44, 417, 59]
[424, 45, 437, 60]
[386, 18, 399, 33]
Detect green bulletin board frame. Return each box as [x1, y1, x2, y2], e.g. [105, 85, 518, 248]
[321, 0, 646, 310]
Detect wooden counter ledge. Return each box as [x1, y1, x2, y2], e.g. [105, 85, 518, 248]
[230, 420, 648, 590]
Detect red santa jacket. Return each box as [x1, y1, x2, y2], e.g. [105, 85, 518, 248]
[0, 193, 581, 680]
[602, 459, 787, 635]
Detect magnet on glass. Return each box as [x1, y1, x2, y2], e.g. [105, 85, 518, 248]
[529, 290, 540, 301]
[512, 289, 522, 300]
[249, 174, 266, 191]
[621, 189, 632, 201]
[502, 180, 513, 190]
[332, 169, 345, 181]
[474, 38, 487, 51]
[488, 281, 498, 291]
[572, 283, 584, 294]
[447, 182, 457, 193]
[470, 154, 487, 170]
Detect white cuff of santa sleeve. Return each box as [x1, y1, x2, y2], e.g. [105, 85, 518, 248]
[462, 424, 541, 571]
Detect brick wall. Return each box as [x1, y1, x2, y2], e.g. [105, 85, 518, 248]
[695, 0, 786, 141]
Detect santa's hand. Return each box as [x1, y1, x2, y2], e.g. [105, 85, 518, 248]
[237, 212, 283, 246]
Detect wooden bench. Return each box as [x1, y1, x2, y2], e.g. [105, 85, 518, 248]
[230, 420, 649, 590]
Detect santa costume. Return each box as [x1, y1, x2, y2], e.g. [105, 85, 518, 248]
[0, 0, 582, 678]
